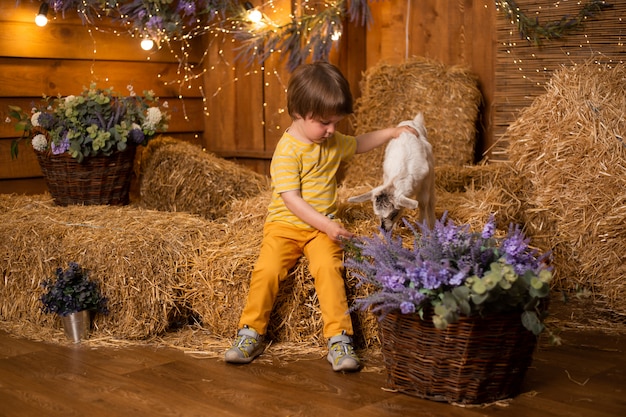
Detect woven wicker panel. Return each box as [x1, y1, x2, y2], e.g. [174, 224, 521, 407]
[492, 0, 626, 160]
[35, 147, 136, 206]
[379, 310, 537, 404]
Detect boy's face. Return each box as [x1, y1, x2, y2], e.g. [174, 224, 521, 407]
[294, 114, 345, 144]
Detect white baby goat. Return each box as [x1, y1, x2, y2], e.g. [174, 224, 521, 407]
[348, 113, 435, 231]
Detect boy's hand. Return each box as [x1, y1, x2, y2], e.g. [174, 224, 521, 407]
[324, 221, 354, 243]
[394, 125, 418, 138]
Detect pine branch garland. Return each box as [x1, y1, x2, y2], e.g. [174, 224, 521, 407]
[497, 0, 613, 45]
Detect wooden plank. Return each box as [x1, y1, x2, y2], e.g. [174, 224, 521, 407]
[262, 27, 291, 153]
[470, 1, 496, 160]
[0, 178, 46, 195]
[227, 158, 271, 177]
[0, 21, 203, 63]
[0, 139, 42, 179]
[0, 58, 203, 98]
[203, 32, 237, 154]
[0, 348, 238, 417]
[334, 11, 367, 136]
[366, 0, 407, 67]
[234, 56, 265, 153]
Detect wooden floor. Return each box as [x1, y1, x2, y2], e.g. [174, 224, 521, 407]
[0, 328, 624, 417]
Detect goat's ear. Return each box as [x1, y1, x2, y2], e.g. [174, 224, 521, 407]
[348, 191, 373, 203]
[398, 196, 419, 209]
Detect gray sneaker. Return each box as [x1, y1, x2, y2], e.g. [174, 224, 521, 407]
[327, 331, 361, 372]
[224, 325, 266, 364]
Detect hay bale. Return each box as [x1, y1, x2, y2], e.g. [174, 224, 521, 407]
[138, 136, 269, 220]
[0, 194, 219, 339]
[502, 61, 626, 315]
[0, 193, 383, 350]
[343, 57, 482, 188]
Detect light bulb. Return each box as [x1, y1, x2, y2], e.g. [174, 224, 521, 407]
[35, 2, 49, 27]
[248, 9, 263, 23]
[244, 1, 263, 24]
[141, 39, 155, 51]
[35, 14, 48, 27]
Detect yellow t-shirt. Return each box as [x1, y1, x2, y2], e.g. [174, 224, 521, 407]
[266, 130, 357, 229]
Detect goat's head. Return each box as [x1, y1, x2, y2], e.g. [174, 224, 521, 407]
[348, 185, 419, 231]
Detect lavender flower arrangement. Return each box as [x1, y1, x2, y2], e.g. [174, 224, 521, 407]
[345, 213, 553, 335]
[9, 83, 169, 162]
[40, 262, 108, 317]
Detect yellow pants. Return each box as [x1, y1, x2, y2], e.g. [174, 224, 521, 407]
[238, 222, 354, 339]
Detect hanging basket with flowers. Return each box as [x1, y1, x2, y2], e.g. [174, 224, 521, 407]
[345, 213, 553, 404]
[8, 83, 169, 206]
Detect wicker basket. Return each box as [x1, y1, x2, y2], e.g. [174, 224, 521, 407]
[35, 147, 136, 206]
[378, 310, 537, 404]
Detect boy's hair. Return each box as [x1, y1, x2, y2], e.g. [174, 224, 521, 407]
[287, 61, 353, 120]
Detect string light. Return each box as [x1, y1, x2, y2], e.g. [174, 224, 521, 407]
[245, 2, 263, 24]
[35, 2, 49, 27]
[140, 38, 155, 51]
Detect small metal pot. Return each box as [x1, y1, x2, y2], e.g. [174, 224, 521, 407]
[61, 310, 91, 343]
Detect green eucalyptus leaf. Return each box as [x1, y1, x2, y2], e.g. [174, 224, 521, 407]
[458, 299, 471, 315]
[432, 315, 447, 330]
[539, 269, 553, 284]
[434, 304, 449, 317]
[451, 285, 470, 302]
[498, 278, 512, 290]
[521, 311, 544, 335]
[471, 292, 489, 305]
[530, 276, 544, 289]
[529, 283, 550, 298]
[472, 279, 487, 295]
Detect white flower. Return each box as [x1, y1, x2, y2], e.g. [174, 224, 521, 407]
[143, 107, 162, 130]
[131, 122, 141, 130]
[31, 112, 41, 127]
[31, 134, 48, 151]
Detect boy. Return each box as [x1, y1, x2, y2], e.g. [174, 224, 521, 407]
[225, 61, 417, 371]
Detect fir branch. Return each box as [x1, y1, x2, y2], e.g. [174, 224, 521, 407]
[231, 0, 372, 71]
[497, 0, 613, 45]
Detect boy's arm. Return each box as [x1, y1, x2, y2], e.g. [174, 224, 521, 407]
[280, 190, 353, 242]
[355, 125, 418, 154]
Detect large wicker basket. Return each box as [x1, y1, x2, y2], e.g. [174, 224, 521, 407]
[378, 310, 537, 404]
[35, 147, 136, 206]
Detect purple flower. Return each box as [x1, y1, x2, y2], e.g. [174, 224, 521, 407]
[129, 126, 145, 144]
[147, 16, 163, 32]
[379, 273, 406, 292]
[38, 112, 55, 130]
[178, 1, 196, 16]
[51, 136, 70, 155]
[345, 211, 552, 319]
[400, 301, 415, 314]
[481, 214, 496, 238]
